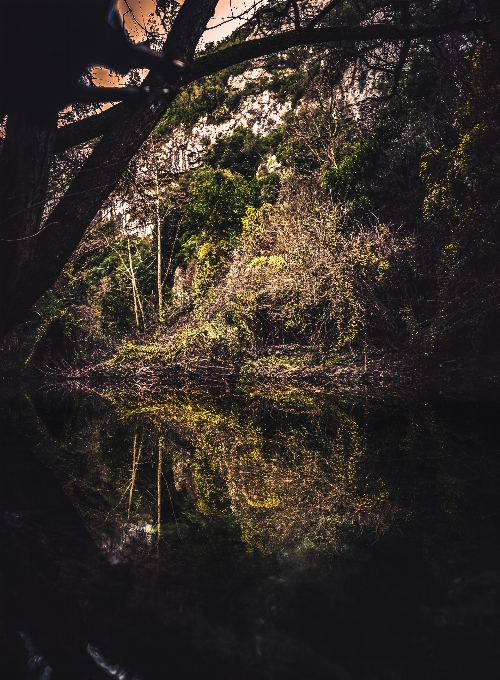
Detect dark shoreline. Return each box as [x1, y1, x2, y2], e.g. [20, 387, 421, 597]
[4, 350, 499, 401]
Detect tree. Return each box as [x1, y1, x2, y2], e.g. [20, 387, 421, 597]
[0, 0, 497, 338]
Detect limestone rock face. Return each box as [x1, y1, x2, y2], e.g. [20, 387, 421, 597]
[100, 55, 384, 232]
[100, 62, 293, 231]
[155, 80, 291, 174]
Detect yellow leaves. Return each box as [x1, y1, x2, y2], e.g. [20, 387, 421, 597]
[464, 46, 485, 72]
[420, 146, 447, 184]
[376, 259, 390, 281]
[61, 262, 77, 282]
[455, 124, 484, 166]
[195, 240, 215, 263]
[248, 256, 268, 268]
[444, 242, 459, 258]
[237, 447, 263, 464]
[244, 492, 282, 509]
[248, 255, 286, 271]
[236, 292, 258, 305]
[241, 204, 273, 236]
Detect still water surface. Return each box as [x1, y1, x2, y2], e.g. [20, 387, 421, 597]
[1, 386, 500, 679]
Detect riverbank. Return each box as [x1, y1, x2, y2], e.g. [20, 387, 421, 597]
[25, 348, 500, 401]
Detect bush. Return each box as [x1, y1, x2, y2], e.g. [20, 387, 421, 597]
[421, 49, 500, 351]
[203, 126, 271, 179]
[163, 181, 411, 362]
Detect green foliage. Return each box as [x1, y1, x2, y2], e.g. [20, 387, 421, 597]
[179, 166, 255, 256]
[14, 26, 500, 371]
[154, 185, 410, 364]
[192, 237, 231, 295]
[99, 286, 136, 332]
[154, 61, 252, 135]
[20, 227, 162, 365]
[271, 44, 462, 228]
[421, 49, 500, 349]
[318, 93, 439, 217]
[178, 164, 279, 265]
[321, 134, 380, 211]
[88, 237, 155, 332]
[268, 68, 306, 104]
[203, 126, 271, 178]
[26, 304, 105, 367]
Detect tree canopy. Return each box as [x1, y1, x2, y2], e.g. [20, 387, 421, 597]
[0, 0, 498, 338]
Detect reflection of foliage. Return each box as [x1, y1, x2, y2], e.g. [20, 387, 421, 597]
[118, 391, 394, 555]
[8, 385, 500, 612]
[5, 374, 500, 680]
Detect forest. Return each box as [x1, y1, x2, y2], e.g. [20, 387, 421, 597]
[1, 0, 499, 393]
[2, 2, 500, 678]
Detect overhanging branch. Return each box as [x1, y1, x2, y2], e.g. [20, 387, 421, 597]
[55, 18, 496, 154]
[55, 106, 123, 153]
[190, 19, 494, 79]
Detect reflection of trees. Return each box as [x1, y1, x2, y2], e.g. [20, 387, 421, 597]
[5, 388, 500, 680]
[19, 387, 500, 565]
[121, 392, 396, 554]
[5, 387, 500, 679]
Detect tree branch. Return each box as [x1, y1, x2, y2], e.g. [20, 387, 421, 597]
[306, 0, 344, 30]
[55, 17, 496, 154]
[391, 37, 412, 95]
[291, 0, 301, 31]
[2, 0, 219, 336]
[191, 18, 495, 80]
[55, 106, 123, 153]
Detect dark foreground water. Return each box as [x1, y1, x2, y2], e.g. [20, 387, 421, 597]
[1, 385, 500, 679]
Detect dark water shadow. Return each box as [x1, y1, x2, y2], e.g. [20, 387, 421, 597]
[1, 386, 500, 679]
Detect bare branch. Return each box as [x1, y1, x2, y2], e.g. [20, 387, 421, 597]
[391, 37, 412, 95]
[306, 0, 344, 30]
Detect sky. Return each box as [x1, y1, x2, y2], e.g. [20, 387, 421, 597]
[119, 0, 252, 43]
[92, 0, 253, 87]
[203, 0, 258, 43]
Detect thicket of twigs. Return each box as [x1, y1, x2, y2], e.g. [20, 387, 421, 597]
[155, 179, 413, 365]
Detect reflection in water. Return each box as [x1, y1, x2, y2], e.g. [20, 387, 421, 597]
[126, 392, 396, 555]
[1, 387, 500, 678]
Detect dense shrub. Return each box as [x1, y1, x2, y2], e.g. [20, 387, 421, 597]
[421, 50, 500, 351]
[162, 181, 412, 362]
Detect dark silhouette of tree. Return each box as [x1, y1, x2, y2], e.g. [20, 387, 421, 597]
[0, 0, 497, 338]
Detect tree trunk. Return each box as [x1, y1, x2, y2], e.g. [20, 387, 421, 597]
[0, 112, 58, 336]
[155, 168, 164, 322]
[0, 0, 219, 339]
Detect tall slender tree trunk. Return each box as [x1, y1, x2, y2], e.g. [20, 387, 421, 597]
[154, 168, 164, 322]
[127, 238, 143, 329]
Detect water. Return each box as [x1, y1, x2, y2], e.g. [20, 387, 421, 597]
[1, 385, 500, 679]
